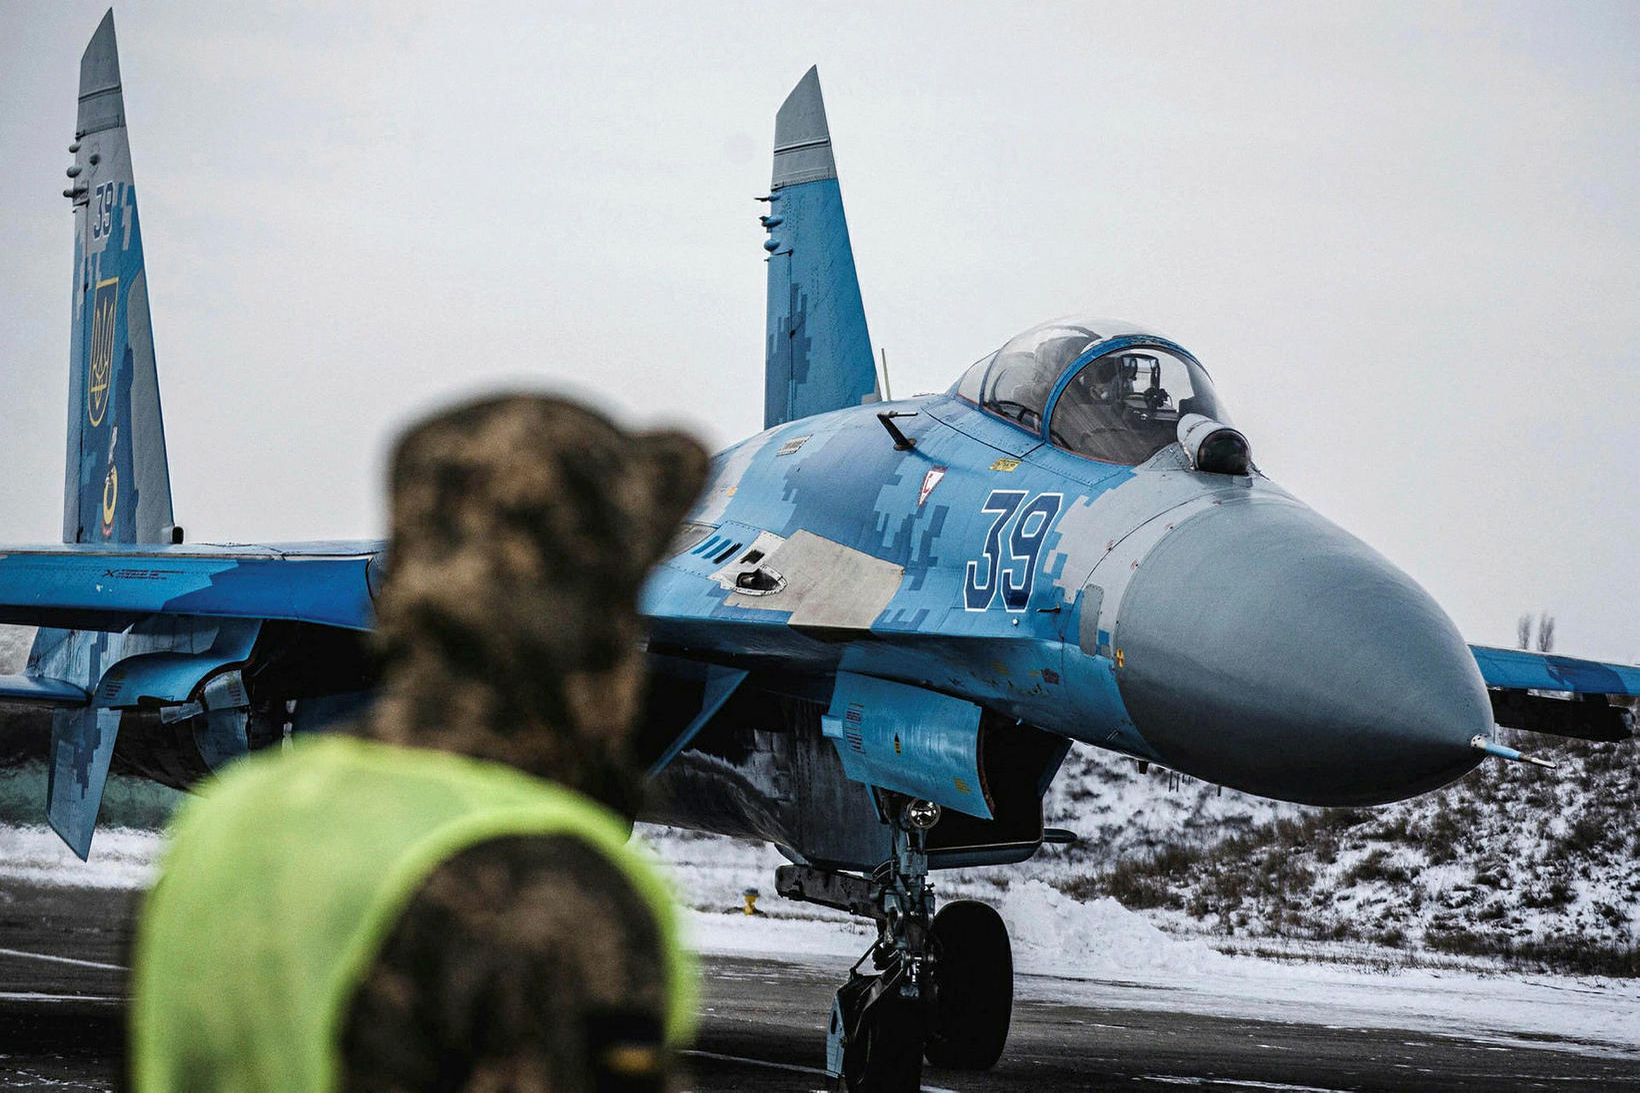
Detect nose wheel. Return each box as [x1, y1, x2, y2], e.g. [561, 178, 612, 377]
[776, 796, 1015, 1092]
[925, 899, 1013, 1069]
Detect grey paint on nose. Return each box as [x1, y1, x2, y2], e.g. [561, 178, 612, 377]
[1113, 497, 1489, 806]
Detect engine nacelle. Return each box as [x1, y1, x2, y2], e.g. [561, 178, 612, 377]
[641, 677, 1069, 872]
[822, 672, 991, 819]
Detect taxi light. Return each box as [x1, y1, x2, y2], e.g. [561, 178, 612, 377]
[1178, 414, 1251, 475]
[904, 799, 942, 830]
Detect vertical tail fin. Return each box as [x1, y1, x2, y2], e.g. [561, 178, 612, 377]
[63, 10, 173, 545]
[762, 67, 878, 429]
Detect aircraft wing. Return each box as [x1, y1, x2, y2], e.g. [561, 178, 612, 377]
[0, 542, 381, 635]
[0, 540, 382, 858]
[1470, 644, 1640, 695]
[1470, 644, 1637, 742]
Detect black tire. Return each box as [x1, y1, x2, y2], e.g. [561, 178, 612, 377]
[924, 899, 1012, 1070]
[839, 989, 924, 1092]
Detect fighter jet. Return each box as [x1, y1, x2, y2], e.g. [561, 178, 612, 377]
[2, 13, 1636, 1090]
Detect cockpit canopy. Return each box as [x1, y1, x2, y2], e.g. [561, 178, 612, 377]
[952, 318, 1227, 465]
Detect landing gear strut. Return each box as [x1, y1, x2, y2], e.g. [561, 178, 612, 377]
[775, 795, 1014, 1092]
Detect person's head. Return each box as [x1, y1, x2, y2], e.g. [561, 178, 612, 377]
[1091, 357, 1118, 393]
[365, 394, 709, 810]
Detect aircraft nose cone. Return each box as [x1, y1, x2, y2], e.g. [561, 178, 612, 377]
[1113, 499, 1489, 805]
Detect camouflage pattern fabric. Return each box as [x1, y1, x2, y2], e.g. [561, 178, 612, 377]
[338, 835, 671, 1092]
[340, 395, 707, 1091]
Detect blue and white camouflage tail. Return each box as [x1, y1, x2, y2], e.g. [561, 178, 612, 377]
[43, 10, 175, 860]
[762, 67, 879, 429]
[63, 10, 173, 546]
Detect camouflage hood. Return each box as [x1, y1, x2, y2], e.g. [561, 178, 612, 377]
[361, 394, 708, 814]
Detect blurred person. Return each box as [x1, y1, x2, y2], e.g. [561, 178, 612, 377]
[129, 395, 709, 1092]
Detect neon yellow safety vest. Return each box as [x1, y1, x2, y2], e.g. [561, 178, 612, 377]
[130, 735, 696, 1092]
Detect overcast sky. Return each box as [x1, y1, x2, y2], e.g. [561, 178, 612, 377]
[2, 2, 1636, 663]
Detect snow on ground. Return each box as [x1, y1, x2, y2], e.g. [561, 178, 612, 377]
[643, 823, 1640, 1057]
[0, 825, 164, 890]
[684, 887, 1640, 1058]
[1003, 880, 1231, 977]
[1038, 745, 1300, 871]
[687, 906, 876, 961]
[0, 624, 32, 673]
[7, 819, 1638, 1056]
[1070, 740, 1640, 967]
[4, 724, 1636, 1059]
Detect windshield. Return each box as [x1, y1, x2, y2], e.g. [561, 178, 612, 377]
[1049, 346, 1225, 464]
[979, 324, 1103, 430]
[951, 317, 1229, 465]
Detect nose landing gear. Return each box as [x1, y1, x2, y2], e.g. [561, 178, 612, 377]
[775, 796, 1015, 1092]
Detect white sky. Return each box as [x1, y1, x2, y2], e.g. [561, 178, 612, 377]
[1, 2, 1636, 663]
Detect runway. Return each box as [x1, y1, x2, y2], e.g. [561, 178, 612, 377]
[2, 883, 1637, 1090]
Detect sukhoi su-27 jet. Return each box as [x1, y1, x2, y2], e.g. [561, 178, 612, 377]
[2, 13, 1636, 1090]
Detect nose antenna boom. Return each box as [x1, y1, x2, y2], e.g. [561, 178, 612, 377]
[1470, 734, 1557, 770]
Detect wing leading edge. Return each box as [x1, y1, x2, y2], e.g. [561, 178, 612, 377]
[1470, 645, 1640, 695]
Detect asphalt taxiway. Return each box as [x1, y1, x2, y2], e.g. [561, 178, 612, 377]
[1, 883, 1636, 1091]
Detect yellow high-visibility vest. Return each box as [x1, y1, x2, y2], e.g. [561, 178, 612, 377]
[130, 734, 695, 1091]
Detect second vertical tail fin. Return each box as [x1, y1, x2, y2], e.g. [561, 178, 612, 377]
[762, 68, 878, 430]
[63, 10, 174, 545]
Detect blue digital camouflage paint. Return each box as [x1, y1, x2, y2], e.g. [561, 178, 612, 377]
[0, 29, 1634, 882]
[763, 68, 879, 429]
[63, 13, 172, 548]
